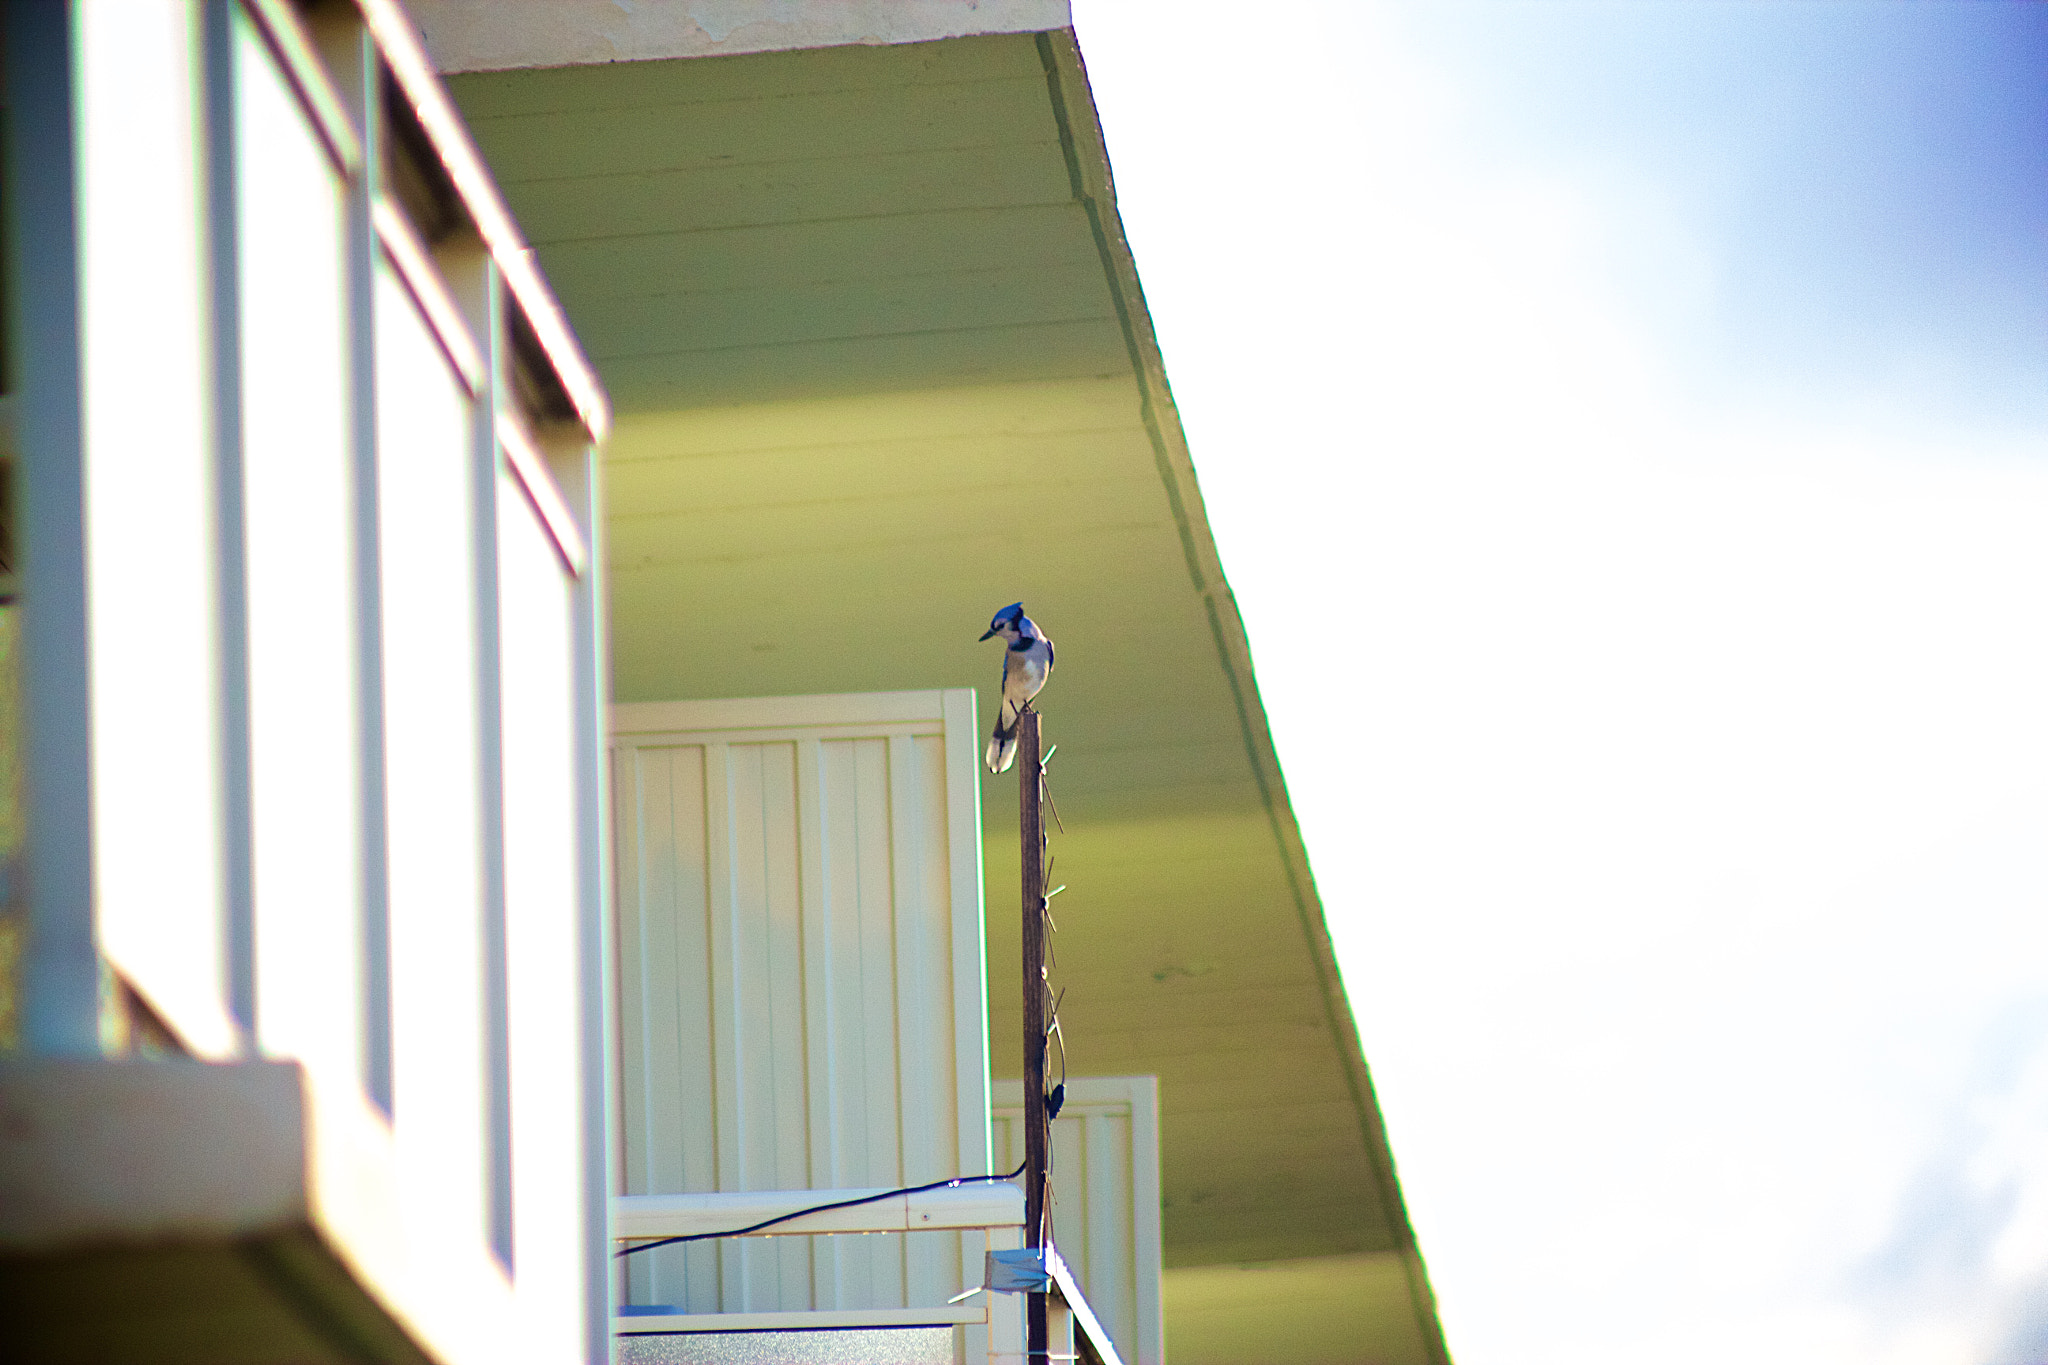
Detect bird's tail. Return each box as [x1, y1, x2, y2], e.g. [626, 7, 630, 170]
[986, 702, 1020, 774]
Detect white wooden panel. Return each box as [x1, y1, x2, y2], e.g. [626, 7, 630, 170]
[497, 476, 588, 1358]
[617, 741, 723, 1312]
[76, 0, 237, 1058]
[611, 690, 989, 1317]
[236, 10, 364, 1083]
[375, 260, 489, 1260]
[993, 1077, 1164, 1365]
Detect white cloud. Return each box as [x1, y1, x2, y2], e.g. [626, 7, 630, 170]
[1075, 2, 2048, 1360]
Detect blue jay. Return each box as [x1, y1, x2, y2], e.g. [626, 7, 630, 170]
[979, 602, 1054, 774]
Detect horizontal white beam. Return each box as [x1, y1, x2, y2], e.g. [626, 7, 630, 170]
[614, 1183, 1024, 1241]
[617, 1307, 986, 1334]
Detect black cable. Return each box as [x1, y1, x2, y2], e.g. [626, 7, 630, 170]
[615, 1160, 1031, 1259]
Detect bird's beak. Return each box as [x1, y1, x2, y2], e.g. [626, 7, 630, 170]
[978, 628, 997, 641]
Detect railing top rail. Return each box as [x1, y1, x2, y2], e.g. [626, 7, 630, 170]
[614, 1184, 1025, 1241]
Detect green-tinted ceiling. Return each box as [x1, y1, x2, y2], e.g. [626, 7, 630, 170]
[453, 35, 1123, 410]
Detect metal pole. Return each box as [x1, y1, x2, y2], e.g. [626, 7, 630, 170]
[1018, 707, 1048, 1361]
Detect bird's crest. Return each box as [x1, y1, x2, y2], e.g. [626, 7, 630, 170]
[980, 602, 1027, 642]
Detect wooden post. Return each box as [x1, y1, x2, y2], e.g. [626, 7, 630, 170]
[1018, 707, 1048, 1361]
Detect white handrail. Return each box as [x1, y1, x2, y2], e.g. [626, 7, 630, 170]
[613, 1182, 1025, 1241]
[612, 1184, 1081, 1365]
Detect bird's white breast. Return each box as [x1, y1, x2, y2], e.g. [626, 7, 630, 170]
[1006, 640, 1052, 697]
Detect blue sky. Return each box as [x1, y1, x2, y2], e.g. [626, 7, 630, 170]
[1073, 2, 2048, 1361]
[1407, 1, 2048, 430]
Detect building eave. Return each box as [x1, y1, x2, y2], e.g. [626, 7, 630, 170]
[408, 0, 1074, 73]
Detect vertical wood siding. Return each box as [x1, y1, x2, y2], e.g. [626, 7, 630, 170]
[612, 691, 988, 1315]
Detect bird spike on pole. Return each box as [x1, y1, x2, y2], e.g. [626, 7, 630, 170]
[1018, 706, 1049, 1361]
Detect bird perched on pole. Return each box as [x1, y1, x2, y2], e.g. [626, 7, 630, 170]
[979, 602, 1054, 774]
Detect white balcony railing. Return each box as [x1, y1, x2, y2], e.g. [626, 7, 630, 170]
[613, 1185, 1127, 1365]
